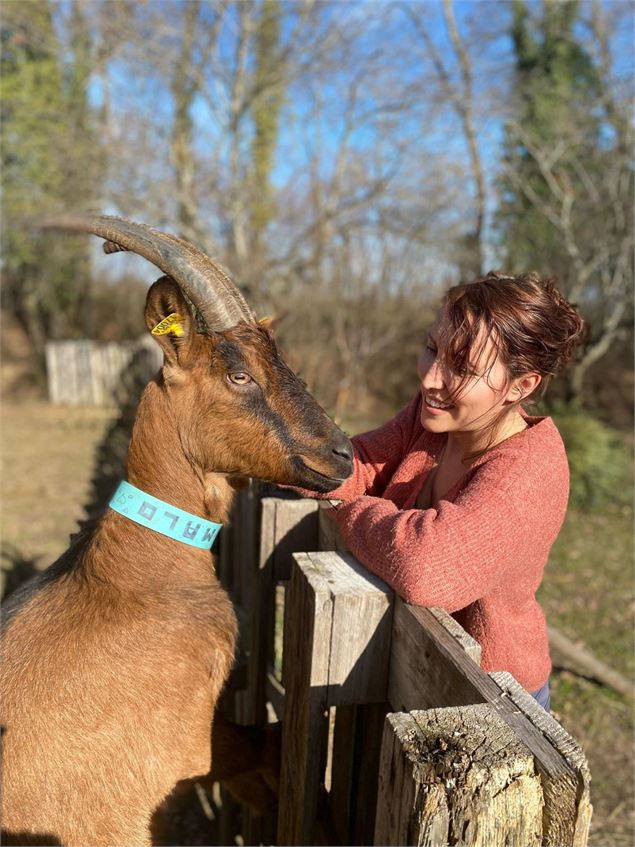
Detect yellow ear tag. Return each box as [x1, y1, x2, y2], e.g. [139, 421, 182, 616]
[151, 313, 184, 337]
[258, 315, 275, 328]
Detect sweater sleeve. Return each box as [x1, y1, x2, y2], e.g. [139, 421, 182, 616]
[331, 443, 532, 612]
[292, 393, 422, 502]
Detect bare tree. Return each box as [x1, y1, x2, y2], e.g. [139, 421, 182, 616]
[401, 0, 496, 279]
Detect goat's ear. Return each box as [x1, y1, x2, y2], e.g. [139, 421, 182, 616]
[258, 313, 285, 333]
[145, 276, 196, 366]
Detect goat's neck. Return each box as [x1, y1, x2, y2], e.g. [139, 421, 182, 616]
[126, 379, 235, 524]
[83, 380, 235, 590]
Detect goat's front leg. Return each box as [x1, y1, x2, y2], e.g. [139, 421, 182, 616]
[206, 712, 281, 815]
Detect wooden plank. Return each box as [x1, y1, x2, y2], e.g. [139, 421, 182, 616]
[374, 712, 422, 846]
[233, 484, 258, 613]
[277, 552, 334, 845]
[245, 495, 318, 728]
[329, 703, 390, 845]
[271, 496, 320, 581]
[350, 702, 388, 845]
[491, 672, 592, 847]
[329, 704, 357, 843]
[318, 501, 347, 551]
[388, 599, 489, 712]
[45, 343, 57, 404]
[304, 551, 393, 706]
[245, 496, 277, 727]
[374, 704, 543, 846]
[45, 339, 161, 407]
[278, 551, 392, 845]
[428, 607, 481, 664]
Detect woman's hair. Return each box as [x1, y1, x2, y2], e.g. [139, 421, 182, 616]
[439, 271, 588, 403]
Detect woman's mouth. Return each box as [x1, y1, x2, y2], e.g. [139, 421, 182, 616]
[424, 394, 454, 413]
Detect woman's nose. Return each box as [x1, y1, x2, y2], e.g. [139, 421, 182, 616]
[420, 359, 445, 390]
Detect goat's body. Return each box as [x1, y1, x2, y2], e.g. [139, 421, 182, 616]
[1, 534, 236, 846]
[1, 385, 238, 846]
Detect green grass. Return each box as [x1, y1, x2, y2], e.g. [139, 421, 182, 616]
[538, 498, 634, 846]
[539, 503, 634, 678]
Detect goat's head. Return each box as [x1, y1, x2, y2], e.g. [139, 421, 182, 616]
[45, 216, 353, 492]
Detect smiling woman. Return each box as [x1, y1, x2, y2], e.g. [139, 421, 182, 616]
[300, 271, 587, 711]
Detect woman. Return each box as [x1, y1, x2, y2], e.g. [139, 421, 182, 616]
[307, 271, 586, 710]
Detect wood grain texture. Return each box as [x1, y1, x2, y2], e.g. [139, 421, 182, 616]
[278, 551, 393, 844]
[375, 704, 543, 847]
[277, 552, 334, 845]
[491, 672, 592, 847]
[388, 600, 488, 712]
[270, 497, 320, 581]
[318, 501, 347, 551]
[329, 702, 389, 845]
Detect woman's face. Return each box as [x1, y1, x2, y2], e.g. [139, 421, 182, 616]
[416, 313, 519, 436]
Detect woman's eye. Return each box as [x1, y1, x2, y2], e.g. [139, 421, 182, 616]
[227, 372, 252, 385]
[425, 344, 437, 356]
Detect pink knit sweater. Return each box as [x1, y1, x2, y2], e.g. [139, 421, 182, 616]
[318, 393, 569, 691]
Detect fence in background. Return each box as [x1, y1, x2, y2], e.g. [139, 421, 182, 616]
[212, 486, 591, 847]
[45, 338, 162, 405]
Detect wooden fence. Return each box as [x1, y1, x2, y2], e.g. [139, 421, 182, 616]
[45, 337, 162, 405]
[212, 485, 591, 847]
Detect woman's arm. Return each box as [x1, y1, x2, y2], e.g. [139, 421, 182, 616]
[296, 393, 422, 501]
[330, 443, 565, 612]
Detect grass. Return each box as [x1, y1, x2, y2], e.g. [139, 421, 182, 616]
[539, 504, 634, 678]
[0, 402, 116, 589]
[538, 501, 634, 846]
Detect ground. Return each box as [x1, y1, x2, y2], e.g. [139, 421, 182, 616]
[1, 399, 633, 846]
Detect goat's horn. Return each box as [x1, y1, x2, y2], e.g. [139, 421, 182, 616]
[40, 215, 255, 330]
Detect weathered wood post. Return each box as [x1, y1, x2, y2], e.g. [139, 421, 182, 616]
[377, 644, 592, 847]
[276, 551, 393, 845]
[246, 494, 321, 725]
[375, 705, 544, 846]
[384, 599, 592, 846]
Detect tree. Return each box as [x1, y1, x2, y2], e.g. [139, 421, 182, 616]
[403, 0, 488, 279]
[249, 0, 284, 251]
[497, 0, 633, 401]
[1, 0, 102, 371]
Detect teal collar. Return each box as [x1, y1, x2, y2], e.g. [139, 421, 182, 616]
[109, 481, 222, 550]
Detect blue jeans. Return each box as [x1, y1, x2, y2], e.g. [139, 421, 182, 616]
[531, 680, 551, 711]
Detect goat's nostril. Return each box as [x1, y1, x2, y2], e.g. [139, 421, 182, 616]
[332, 442, 354, 462]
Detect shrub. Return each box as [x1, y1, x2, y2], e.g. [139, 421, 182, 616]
[550, 404, 632, 511]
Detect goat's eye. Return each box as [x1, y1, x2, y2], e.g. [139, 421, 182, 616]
[227, 372, 252, 385]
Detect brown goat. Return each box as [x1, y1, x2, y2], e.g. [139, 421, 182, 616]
[1, 218, 352, 846]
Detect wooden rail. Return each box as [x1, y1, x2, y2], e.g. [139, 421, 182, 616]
[212, 487, 591, 847]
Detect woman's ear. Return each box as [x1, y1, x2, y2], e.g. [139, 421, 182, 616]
[507, 372, 542, 403]
[145, 276, 196, 367]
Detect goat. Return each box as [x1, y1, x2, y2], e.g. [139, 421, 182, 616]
[0, 216, 353, 846]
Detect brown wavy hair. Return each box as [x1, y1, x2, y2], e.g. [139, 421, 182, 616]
[438, 271, 588, 404]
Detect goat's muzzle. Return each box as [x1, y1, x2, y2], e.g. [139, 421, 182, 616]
[293, 434, 354, 492]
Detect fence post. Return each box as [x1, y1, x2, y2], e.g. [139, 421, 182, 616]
[277, 550, 393, 845]
[246, 495, 320, 725]
[374, 705, 544, 847]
